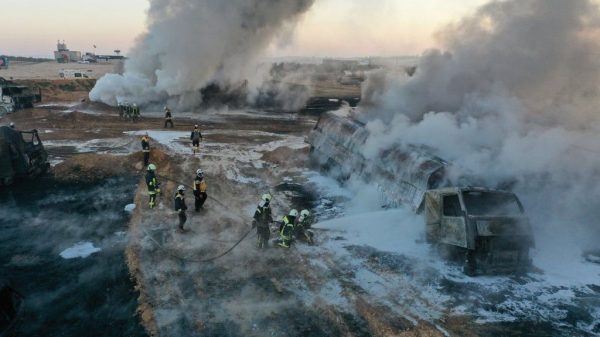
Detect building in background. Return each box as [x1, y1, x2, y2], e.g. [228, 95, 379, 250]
[54, 40, 81, 63]
[0, 56, 8, 69]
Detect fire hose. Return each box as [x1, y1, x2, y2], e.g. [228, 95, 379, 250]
[141, 172, 257, 263]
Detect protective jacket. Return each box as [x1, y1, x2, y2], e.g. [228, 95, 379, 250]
[174, 192, 187, 212]
[141, 136, 150, 152]
[280, 215, 296, 239]
[253, 204, 273, 227]
[190, 129, 203, 141]
[145, 171, 159, 194]
[193, 177, 207, 194]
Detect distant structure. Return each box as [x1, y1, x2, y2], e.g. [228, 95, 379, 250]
[54, 40, 81, 63]
[0, 56, 8, 69]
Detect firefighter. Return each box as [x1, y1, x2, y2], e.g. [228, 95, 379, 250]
[141, 133, 150, 166]
[278, 209, 298, 248]
[145, 164, 160, 209]
[295, 209, 314, 245]
[132, 103, 140, 122]
[192, 169, 208, 211]
[174, 185, 188, 231]
[190, 125, 203, 154]
[252, 193, 273, 249]
[164, 106, 173, 128]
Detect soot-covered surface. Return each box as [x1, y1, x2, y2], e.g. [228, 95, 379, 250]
[0, 177, 147, 337]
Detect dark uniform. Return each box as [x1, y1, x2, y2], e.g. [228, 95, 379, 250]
[145, 171, 160, 208]
[141, 135, 150, 166]
[174, 191, 188, 230]
[131, 105, 140, 121]
[252, 201, 273, 248]
[279, 215, 296, 248]
[190, 128, 202, 154]
[294, 215, 314, 244]
[164, 109, 173, 128]
[193, 175, 208, 211]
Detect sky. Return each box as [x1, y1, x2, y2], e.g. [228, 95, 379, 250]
[1, 0, 489, 58]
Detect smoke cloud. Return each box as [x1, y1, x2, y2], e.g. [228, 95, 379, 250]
[359, 0, 600, 252]
[90, 0, 315, 109]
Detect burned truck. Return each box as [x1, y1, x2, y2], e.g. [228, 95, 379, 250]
[0, 126, 49, 186]
[306, 111, 534, 274]
[0, 77, 42, 110]
[0, 280, 24, 337]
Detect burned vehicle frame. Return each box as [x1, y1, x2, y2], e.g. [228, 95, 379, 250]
[0, 126, 49, 186]
[0, 77, 42, 110]
[0, 280, 24, 337]
[306, 111, 535, 275]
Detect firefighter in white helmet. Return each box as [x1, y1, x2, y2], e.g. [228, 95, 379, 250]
[192, 169, 208, 211]
[294, 209, 314, 245]
[174, 185, 188, 231]
[252, 193, 273, 248]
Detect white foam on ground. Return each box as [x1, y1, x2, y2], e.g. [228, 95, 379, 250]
[312, 209, 600, 334]
[59, 241, 101, 259]
[124, 204, 136, 212]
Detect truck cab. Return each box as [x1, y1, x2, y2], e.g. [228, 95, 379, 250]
[0, 126, 49, 186]
[424, 187, 534, 275]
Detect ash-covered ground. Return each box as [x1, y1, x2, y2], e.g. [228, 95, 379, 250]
[2, 104, 599, 337]
[0, 177, 147, 337]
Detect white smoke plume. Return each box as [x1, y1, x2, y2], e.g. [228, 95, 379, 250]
[90, 0, 315, 109]
[359, 0, 600, 252]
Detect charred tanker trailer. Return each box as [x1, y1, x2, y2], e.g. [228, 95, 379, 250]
[307, 111, 534, 275]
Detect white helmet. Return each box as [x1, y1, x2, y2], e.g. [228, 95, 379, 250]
[300, 210, 310, 218]
[261, 193, 272, 202]
[194, 124, 198, 128]
[147, 163, 156, 171]
[196, 169, 204, 176]
[177, 185, 185, 192]
[289, 209, 299, 217]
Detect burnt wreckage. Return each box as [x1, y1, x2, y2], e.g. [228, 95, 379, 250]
[0, 78, 42, 110]
[306, 111, 534, 275]
[0, 126, 49, 186]
[0, 280, 24, 337]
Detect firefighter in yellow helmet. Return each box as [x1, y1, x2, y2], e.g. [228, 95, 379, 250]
[278, 209, 298, 248]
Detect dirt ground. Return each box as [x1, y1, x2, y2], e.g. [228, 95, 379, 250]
[0, 61, 117, 80]
[1, 99, 466, 336]
[3, 77, 595, 337]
